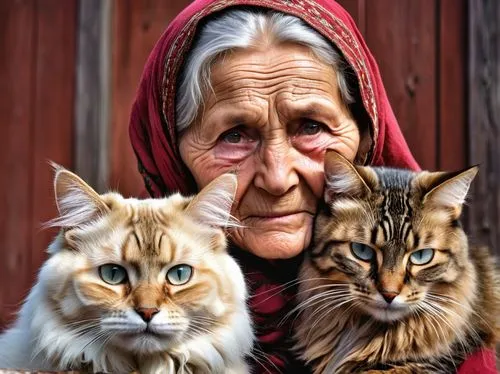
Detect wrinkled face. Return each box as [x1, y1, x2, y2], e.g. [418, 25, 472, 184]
[308, 154, 476, 322]
[179, 43, 360, 259]
[47, 193, 242, 355]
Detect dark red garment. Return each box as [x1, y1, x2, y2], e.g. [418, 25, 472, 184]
[128, 0, 497, 372]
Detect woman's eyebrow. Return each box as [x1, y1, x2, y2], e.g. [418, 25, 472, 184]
[282, 101, 341, 121]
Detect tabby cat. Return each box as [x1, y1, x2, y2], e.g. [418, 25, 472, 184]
[0, 166, 253, 373]
[294, 150, 500, 373]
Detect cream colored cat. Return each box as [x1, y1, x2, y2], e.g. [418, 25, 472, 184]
[0, 166, 253, 373]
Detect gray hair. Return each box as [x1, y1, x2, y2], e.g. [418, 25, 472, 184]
[176, 9, 354, 132]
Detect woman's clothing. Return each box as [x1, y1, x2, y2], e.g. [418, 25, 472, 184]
[128, 1, 497, 373]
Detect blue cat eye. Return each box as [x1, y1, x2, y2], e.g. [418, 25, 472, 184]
[99, 264, 128, 285]
[410, 248, 435, 265]
[350, 242, 375, 261]
[166, 264, 193, 285]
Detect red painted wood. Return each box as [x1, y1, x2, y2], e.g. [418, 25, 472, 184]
[337, 0, 366, 35]
[0, 0, 76, 330]
[31, 0, 77, 280]
[110, 0, 192, 197]
[438, 0, 466, 172]
[365, 0, 438, 171]
[0, 0, 36, 330]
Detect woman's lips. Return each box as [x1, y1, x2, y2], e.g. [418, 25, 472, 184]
[242, 211, 313, 225]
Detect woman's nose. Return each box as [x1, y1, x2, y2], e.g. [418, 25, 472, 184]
[253, 141, 299, 196]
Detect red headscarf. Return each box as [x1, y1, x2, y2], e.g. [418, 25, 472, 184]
[129, 1, 496, 373]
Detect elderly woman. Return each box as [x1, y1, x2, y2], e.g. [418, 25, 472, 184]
[129, 0, 495, 373]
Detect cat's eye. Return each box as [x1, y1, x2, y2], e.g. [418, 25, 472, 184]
[410, 248, 434, 265]
[99, 264, 128, 285]
[350, 242, 375, 261]
[166, 264, 193, 285]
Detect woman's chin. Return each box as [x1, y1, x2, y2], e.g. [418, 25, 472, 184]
[231, 226, 311, 259]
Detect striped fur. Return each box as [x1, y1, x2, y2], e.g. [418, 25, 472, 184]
[294, 151, 500, 373]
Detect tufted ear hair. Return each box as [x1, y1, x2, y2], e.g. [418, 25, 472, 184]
[324, 150, 374, 203]
[185, 173, 240, 228]
[421, 166, 478, 208]
[46, 162, 110, 228]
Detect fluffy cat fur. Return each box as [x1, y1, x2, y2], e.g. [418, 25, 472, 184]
[0, 166, 253, 373]
[294, 150, 500, 373]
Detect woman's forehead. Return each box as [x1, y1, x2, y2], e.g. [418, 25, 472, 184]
[203, 43, 343, 115]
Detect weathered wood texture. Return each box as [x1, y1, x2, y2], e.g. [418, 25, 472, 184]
[467, 0, 500, 254]
[338, 0, 467, 172]
[110, 0, 191, 197]
[75, 0, 111, 193]
[0, 0, 76, 329]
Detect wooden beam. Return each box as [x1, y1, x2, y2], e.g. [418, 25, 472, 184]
[75, 0, 112, 192]
[467, 0, 500, 255]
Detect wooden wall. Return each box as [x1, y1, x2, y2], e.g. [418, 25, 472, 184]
[0, 0, 76, 328]
[339, 0, 467, 172]
[0, 0, 496, 329]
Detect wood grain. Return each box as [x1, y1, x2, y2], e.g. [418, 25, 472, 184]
[467, 0, 500, 255]
[0, 0, 76, 330]
[364, 0, 438, 171]
[438, 0, 466, 172]
[31, 0, 77, 301]
[75, 0, 111, 194]
[110, 0, 191, 197]
[0, 0, 36, 330]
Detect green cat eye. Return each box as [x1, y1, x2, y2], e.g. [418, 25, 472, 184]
[99, 264, 128, 285]
[350, 242, 375, 261]
[166, 264, 193, 285]
[410, 248, 434, 265]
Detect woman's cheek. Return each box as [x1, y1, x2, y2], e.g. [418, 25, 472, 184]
[292, 132, 333, 157]
[213, 140, 258, 162]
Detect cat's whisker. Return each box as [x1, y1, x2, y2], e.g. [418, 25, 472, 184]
[415, 304, 457, 371]
[294, 289, 351, 310]
[305, 297, 357, 342]
[250, 277, 347, 305]
[249, 347, 283, 374]
[278, 290, 352, 327]
[426, 292, 494, 332]
[420, 301, 470, 361]
[188, 324, 215, 337]
[428, 300, 485, 350]
[307, 294, 354, 325]
[284, 292, 353, 329]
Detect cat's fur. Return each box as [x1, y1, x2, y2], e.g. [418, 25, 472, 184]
[0, 166, 253, 373]
[294, 151, 500, 373]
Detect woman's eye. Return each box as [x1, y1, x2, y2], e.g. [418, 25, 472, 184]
[166, 264, 193, 285]
[410, 248, 434, 265]
[99, 264, 128, 285]
[299, 120, 323, 136]
[221, 129, 242, 143]
[350, 242, 375, 262]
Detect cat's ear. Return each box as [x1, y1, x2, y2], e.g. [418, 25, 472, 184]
[324, 150, 374, 203]
[48, 163, 110, 228]
[185, 173, 239, 228]
[422, 166, 478, 208]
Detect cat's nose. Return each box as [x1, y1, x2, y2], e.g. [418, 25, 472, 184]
[381, 291, 398, 304]
[135, 307, 160, 322]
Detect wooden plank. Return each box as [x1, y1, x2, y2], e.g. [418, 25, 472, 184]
[31, 0, 77, 284]
[364, 0, 438, 171]
[75, 0, 111, 193]
[438, 0, 466, 172]
[0, 0, 36, 330]
[337, 0, 366, 35]
[110, 0, 192, 197]
[467, 0, 500, 255]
